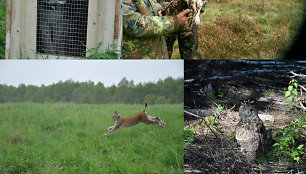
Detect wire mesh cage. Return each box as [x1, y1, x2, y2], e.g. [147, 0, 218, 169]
[36, 0, 89, 57]
[6, 0, 121, 59]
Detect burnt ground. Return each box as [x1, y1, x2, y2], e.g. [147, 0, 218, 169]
[184, 60, 306, 173]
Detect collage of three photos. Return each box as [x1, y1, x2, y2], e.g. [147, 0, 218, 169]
[0, 0, 305, 173]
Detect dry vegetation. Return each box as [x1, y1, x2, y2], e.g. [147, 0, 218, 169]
[184, 105, 304, 173]
[172, 0, 305, 59]
[10, 133, 24, 145]
[184, 61, 306, 173]
[184, 86, 305, 173]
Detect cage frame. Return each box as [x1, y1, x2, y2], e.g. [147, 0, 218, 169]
[6, 0, 122, 59]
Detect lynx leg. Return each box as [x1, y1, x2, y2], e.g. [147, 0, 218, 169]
[142, 115, 158, 125]
[142, 104, 158, 125]
[153, 117, 165, 128]
[145, 115, 165, 128]
[108, 126, 114, 131]
[104, 124, 120, 135]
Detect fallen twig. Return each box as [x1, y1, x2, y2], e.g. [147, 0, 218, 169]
[289, 71, 306, 79]
[184, 110, 220, 139]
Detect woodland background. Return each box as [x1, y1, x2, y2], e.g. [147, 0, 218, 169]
[0, 77, 184, 104]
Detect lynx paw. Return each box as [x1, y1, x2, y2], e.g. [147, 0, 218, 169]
[154, 117, 165, 128]
[108, 126, 114, 131]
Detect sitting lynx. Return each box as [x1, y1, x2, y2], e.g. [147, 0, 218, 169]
[104, 103, 165, 135]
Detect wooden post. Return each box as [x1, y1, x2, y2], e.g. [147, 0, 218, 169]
[114, 0, 120, 40]
[5, 0, 12, 58]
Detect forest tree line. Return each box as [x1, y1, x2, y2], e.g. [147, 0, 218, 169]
[0, 77, 183, 104]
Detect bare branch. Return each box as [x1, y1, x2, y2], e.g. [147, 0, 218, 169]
[298, 84, 306, 92]
[184, 110, 202, 119]
[184, 110, 220, 139]
[288, 101, 306, 112]
[289, 71, 306, 79]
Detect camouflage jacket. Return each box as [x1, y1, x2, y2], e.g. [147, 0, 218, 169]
[157, 0, 208, 27]
[122, 0, 179, 59]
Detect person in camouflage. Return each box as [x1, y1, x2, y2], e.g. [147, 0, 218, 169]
[122, 0, 190, 59]
[157, 0, 208, 59]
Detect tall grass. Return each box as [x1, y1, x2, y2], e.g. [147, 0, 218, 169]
[194, 0, 305, 59]
[0, 0, 6, 59]
[0, 103, 184, 173]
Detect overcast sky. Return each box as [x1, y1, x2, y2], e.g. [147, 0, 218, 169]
[0, 60, 183, 87]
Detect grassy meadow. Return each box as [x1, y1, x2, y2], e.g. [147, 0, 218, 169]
[172, 0, 305, 59]
[198, 0, 305, 59]
[0, 103, 183, 173]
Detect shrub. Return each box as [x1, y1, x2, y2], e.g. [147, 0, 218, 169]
[86, 42, 120, 59]
[273, 118, 305, 163]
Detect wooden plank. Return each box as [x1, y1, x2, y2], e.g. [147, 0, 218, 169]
[10, 0, 20, 58]
[114, 0, 122, 53]
[7, 0, 36, 58]
[5, 0, 12, 58]
[103, 0, 116, 49]
[86, 0, 116, 57]
[24, 0, 37, 59]
[6, 0, 11, 32]
[114, 0, 120, 40]
[86, 0, 106, 57]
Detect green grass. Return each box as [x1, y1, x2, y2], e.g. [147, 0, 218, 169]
[0, 0, 6, 59]
[0, 103, 184, 173]
[192, 0, 305, 59]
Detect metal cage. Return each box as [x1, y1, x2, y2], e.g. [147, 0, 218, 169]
[6, 0, 122, 59]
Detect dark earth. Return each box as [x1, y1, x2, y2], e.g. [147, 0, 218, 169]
[184, 60, 306, 173]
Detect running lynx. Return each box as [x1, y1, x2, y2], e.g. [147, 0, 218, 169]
[104, 103, 165, 135]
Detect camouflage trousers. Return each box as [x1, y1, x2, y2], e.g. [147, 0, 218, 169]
[166, 25, 198, 59]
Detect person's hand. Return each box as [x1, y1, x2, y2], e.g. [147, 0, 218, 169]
[177, 9, 190, 27]
[158, 10, 162, 17]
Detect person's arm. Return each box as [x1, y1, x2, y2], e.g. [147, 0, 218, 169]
[122, 0, 179, 38]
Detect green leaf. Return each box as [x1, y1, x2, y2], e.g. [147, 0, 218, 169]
[293, 82, 298, 88]
[288, 85, 293, 91]
[297, 144, 304, 150]
[292, 89, 298, 96]
[186, 137, 194, 142]
[293, 157, 301, 163]
[273, 143, 281, 147]
[287, 96, 293, 101]
[285, 91, 291, 97]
